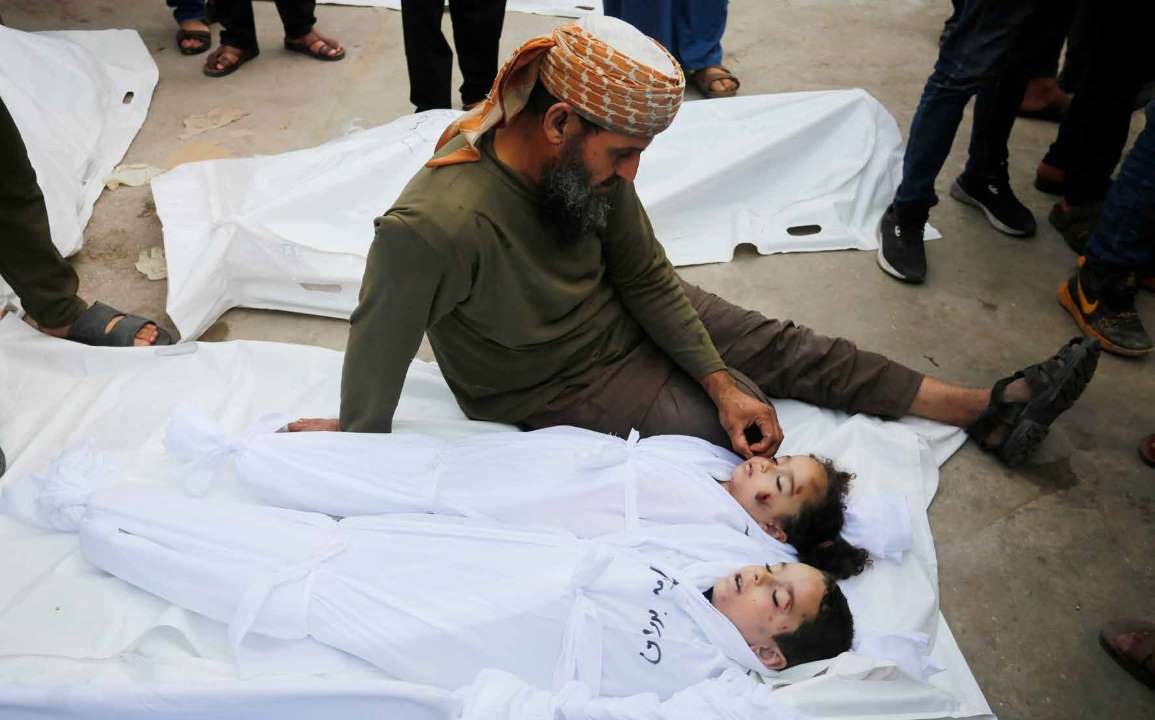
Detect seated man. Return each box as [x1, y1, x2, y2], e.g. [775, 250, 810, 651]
[316, 16, 1098, 469]
[9, 461, 855, 704]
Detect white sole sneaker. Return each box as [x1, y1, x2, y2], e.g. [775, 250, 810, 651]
[950, 179, 1033, 237]
[875, 222, 925, 283]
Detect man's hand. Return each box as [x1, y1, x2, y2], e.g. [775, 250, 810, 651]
[287, 417, 341, 432]
[701, 370, 783, 458]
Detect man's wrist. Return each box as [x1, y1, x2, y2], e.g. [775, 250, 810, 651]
[700, 369, 738, 404]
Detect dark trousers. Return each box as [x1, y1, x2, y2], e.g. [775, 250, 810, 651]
[894, 0, 1046, 220]
[400, 0, 506, 112]
[521, 281, 924, 449]
[603, 0, 727, 72]
[1085, 102, 1155, 274]
[0, 99, 87, 328]
[216, 0, 316, 53]
[1044, 2, 1155, 206]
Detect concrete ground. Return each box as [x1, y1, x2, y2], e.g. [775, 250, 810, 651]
[5, 0, 1154, 717]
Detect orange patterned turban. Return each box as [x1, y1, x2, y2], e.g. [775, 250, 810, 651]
[427, 15, 685, 168]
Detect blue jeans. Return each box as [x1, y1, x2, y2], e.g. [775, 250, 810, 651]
[1084, 102, 1155, 274]
[894, 0, 1044, 219]
[602, 0, 727, 71]
[167, 0, 207, 23]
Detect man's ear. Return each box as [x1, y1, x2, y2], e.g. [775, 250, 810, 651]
[752, 642, 787, 671]
[542, 102, 577, 145]
[765, 520, 788, 544]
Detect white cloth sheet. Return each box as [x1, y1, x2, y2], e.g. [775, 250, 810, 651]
[0, 27, 156, 309]
[153, 90, 939, 340]
[316, 0, 602, 18]
[165, 407, 913, 562]
[0, 315, 986, 719]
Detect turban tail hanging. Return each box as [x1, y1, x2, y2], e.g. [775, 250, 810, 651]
[427, 20, 685, 168]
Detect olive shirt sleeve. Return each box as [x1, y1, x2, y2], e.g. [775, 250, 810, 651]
[339, 215, 466, 433]
[602, 183, 726, 381]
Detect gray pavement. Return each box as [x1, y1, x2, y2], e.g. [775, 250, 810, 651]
[4, 0, 1154, 717]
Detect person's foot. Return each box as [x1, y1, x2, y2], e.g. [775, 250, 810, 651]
[40, 313, 160, 347]
[950, 174, 1036, 236]
[967, 336, 1100, 467]
[1100, 619, 1155, 689]
[1034, 160, 1066, 195]
[1018, 77, 1070, 122]
[176, 18, 211, 55]
[876, 205, 927, 283]
[689, 66, 739, 98]
[203, 45, 257, 77]
[1058, 262, 1152, 357]
[284, 30, 345, 61]
[1049, 200, 1102, 254]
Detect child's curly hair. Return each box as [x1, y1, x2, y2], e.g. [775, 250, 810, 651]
[779, 456, 870, 580]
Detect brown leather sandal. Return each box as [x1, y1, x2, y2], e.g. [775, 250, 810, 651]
[203, 45, 259, 78]
[284, 32, 346, 62]
[690, 65, 740, 99]
[1100, 619, 1155, 689]
[1139, 434, 1155, 467]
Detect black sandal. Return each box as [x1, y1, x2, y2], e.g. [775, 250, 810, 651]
[65, 302, 172, 347]
[176, 22, 212, 56]
[967, 337, 1100, 467]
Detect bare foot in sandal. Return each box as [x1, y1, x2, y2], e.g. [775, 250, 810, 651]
[37, 302, 169, 347]
[177, 19, 212, 55]
[284, 30, 346, 61]
[204, 45, 257, 77]
[691, 65, 740, 99]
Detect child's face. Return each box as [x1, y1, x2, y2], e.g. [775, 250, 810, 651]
[710, 562, 827, 670]
[725, 456, 829, 542]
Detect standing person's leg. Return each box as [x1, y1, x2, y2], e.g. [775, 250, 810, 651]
[877, 0, 1043, 284]
[205, 0, 260, 76]
[680, 280, 1099, 466]
[0, 100, 86, 331]
[1058, 101, 1155, 356]
[1017, 0, 1074, 121]
[401, 0, 454, 112]
[447, 0, 506, 109]
[168, 0, 212, 55]
[951, 6, 1051, 237]
[280, 0, 344, 61]
[676, 0, 738, 99]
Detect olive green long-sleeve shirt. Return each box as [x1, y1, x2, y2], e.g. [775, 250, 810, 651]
[339, 132, 725, 432]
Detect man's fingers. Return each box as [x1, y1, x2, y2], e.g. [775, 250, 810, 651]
[760, 416, 784, 456]
[729, 425, 754, 459]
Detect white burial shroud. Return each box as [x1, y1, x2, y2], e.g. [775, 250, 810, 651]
[0, 316, 987, 720]
[153, 90, 940, 341]
[0, 27, 156, 262]
[166, 407, 915, 564]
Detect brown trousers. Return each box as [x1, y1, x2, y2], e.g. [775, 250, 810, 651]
[0, 98, 87, 328]
[521, 281, 924, 448]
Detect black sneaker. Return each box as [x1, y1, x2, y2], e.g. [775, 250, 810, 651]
[1057, 263, 1152, 357]
[950, 174, 1037, 237]
[876, 205, 927, 283]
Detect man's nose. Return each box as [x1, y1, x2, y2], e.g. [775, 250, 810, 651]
[616, 154, 640, 182]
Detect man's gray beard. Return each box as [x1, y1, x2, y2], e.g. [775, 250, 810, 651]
[538, 142, 615, 245]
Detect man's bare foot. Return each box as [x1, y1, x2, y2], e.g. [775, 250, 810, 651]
[177, 19, 212, 54]
[287, 418, 341, 432]
[40, 315, 160, 347]
[284, 30, 345, 60]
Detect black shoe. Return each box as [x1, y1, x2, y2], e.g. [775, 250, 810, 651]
[950, 174, 1037, 237]
[1058, 263, 1152, 357]
[876, 205, 927, 283]
[1049, 201, 1102, 254]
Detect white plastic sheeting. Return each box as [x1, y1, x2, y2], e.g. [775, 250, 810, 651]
[0, 27, 157, 260]
[155, 90, 936, 340]
[0, 315, 988, 719]
[317, 0, 602, 18]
